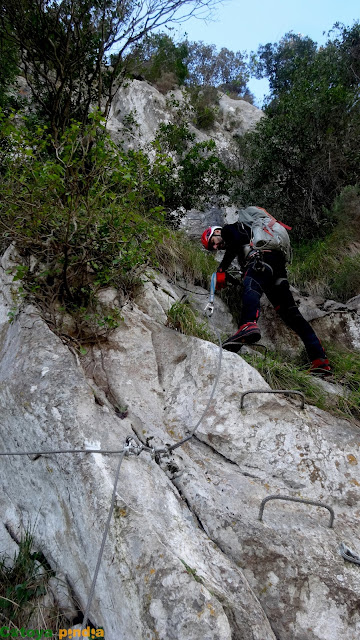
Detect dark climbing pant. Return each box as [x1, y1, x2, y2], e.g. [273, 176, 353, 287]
[241, 252, 327, 362]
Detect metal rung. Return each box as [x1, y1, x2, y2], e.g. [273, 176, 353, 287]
[259, 495, 334, 528]
[240, 389, 305, 410]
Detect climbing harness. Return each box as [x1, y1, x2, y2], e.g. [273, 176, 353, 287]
[240, 389, 305, 410]
[339, 542, 360, 565]
[259, 495, 334, 528]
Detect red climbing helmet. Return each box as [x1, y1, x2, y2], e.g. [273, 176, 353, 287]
[201, 226, 222, 251]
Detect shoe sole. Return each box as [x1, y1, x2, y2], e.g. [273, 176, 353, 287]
[310, 370, 333, 378]
[222, 331, 261, 352]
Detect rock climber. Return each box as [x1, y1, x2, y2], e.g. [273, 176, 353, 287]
[201, 221, 332, 376]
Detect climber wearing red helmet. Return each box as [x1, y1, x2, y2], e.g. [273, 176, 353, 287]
[201, 220, 331, 377]
[201, 226, 225, 252]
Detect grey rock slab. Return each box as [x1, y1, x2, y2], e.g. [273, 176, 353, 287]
[136, 270, 179, 325]
[1, 250, 359, 639]
[0, 278, 275, 639]
[146, 325, 360, 640]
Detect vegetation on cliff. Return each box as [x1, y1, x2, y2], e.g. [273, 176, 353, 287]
[0, 2, 359, 416]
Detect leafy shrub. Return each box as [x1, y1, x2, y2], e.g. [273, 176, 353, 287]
[0, 111, 169, 340]
[153, 121, 234, 214]
[126, 33, 189, 87]
[187, 85, 219, 130]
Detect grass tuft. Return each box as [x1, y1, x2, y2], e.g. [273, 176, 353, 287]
[166, 299, 215, 342]
[0, 531, 71, 632]
[289, 186, 360, 301]
[242, 344, 360, 422]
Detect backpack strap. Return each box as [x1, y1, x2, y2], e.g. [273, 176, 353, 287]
[256, 207, 292, 231]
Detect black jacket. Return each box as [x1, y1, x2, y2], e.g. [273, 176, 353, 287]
[218, 223, 251, 272]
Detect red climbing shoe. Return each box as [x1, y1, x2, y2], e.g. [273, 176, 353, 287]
[222, 322, 261, 352]
[309, 358, 332, 377]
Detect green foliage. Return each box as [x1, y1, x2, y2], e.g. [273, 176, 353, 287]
[153, 120, 234, 213]
[0, 110, 169, 340]
[238, 23, 360, 238]
[187, 85, 219, 129]
[185, 41, 249, 95]
[0, 30, 20, 110]
[252, 32, 317, 94]
[0, 531, 69, 631]
[0, 106, 232, 341]
[166, 300, 214, 342]
[156, 121, 196, 154]
[289, 186, 360, 300]
[127, 33, 189, 87]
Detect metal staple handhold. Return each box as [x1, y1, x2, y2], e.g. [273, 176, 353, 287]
[259, 495, 335, 528]
[240, 389, 305, 409]
[339, 542, 360, 565]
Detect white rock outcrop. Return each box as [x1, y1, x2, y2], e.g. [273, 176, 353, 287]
[1, 246, 360, 640]
[106, 79, 263, 161]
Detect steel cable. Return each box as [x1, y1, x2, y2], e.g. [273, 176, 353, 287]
[81, 449, 126, 631]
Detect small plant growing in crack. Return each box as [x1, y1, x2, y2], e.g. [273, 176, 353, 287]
[180, 559, 203, 584]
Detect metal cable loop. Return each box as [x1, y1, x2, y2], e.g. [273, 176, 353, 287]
[0, 448, 126, 457]
[339, 542, 360, 565]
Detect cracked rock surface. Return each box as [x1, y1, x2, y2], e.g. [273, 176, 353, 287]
[0, 250, 359, 640]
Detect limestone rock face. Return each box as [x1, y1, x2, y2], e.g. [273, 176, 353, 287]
[106, 79, 263, 162]
[258, 289, 360, 355]
[1, 251, 360, 640]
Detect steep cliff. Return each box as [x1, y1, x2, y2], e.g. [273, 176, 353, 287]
[1, 245, 359, 640]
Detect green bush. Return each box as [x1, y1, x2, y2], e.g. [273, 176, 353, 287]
[0, 111, 169, 339]
[153, 121, 234, 213]
[126, 33, 189, 87]
[187, 86, 219, 130]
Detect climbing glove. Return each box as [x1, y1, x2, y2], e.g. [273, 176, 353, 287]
[215, 271, 227, 290]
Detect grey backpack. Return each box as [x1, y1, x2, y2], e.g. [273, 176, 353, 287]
[238, 206, 292, 262]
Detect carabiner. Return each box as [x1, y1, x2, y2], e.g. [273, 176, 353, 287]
[204, 302, 214, 317]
